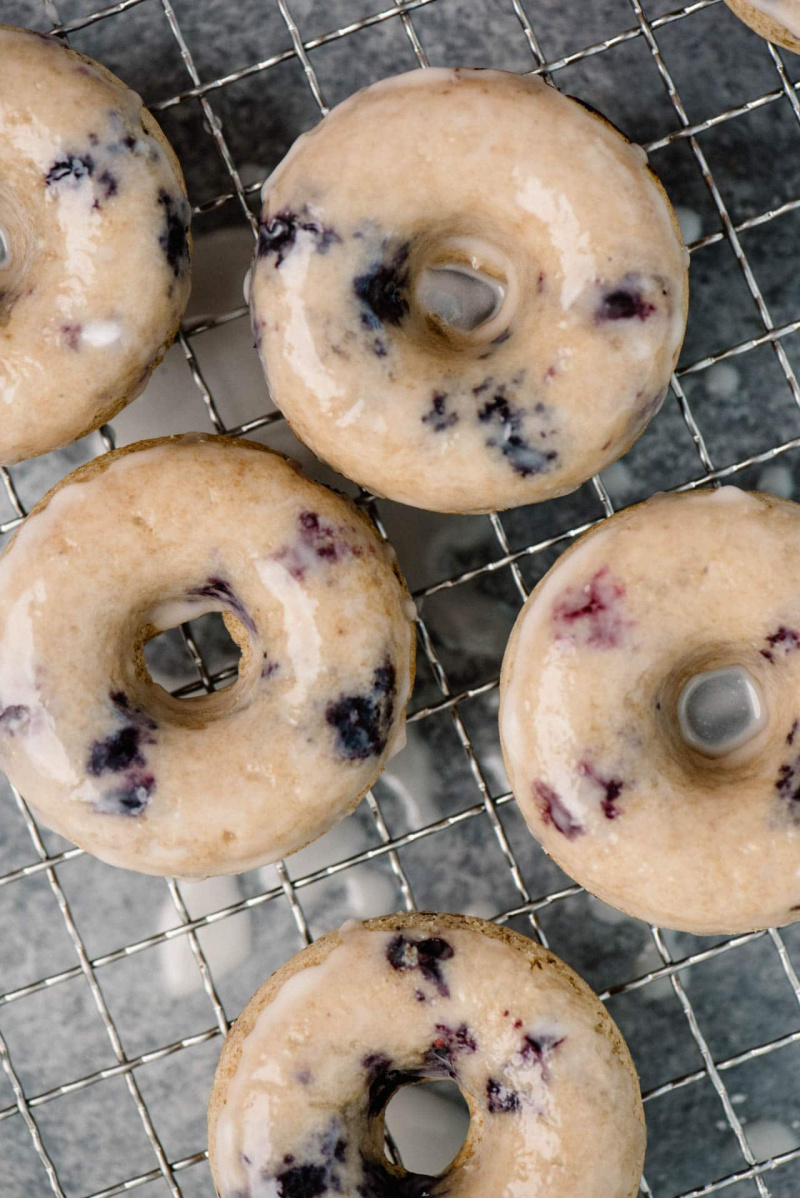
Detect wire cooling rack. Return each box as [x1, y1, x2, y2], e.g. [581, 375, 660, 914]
[2, 1, 800, 1196]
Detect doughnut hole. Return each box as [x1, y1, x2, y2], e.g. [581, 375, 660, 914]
[384, 1079, 471, 1177]
[408, 231, 521, 351]
[0, 186, 34, 323]
[130, 601, 257, 731]
[654, 644, 776, 778]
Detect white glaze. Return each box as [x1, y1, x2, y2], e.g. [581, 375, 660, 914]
[499, 488, 800, 934]
[0, 436, 415, 877]
[251, 68, 688, 514]
[210, 918, 645, 1198]
[0, 26, 191, 464]
[748, 0, 800, 35]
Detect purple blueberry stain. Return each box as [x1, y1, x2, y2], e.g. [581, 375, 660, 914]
[257, 209, 341, 267]
[423, 1022, 477, 1076]
[578, 760, 625, 820]
[60, 323, 82, 351]
[776, 756, 800, 818]
[326, 658, 396, 761]
[788, 720, 798, 746]
[45, 153, 95, 187]
[354, 242, 411, 329]
[761, 626, 800, 663]
[188, 576, 257, 636]
[157, 188, 190, 277]
[476, 383, 558, 478]
[93, 771, 155, 816]
[385, 932, 454, 996]
[273, 511, 363, 582]
[535, 781, 584, 839]
[597, 275, 656, 323]
[551, 565, 630, 649]
[421, 391, 458, 433]
[263, 1120, 349, 1198]
[486, 1078, 520, 1114]
[0, 705, 30, 735]
[88, 725, 146, 775]
[90, 692, 158, 816]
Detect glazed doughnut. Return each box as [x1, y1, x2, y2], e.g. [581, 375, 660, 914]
[249, 68, 688, 514]
[724, 0, 800, 53]
[0, 27, 191, 465]
[209, 913, 645, 1198]
[499, 488, 800, 935]
[0, 435, 415, 877]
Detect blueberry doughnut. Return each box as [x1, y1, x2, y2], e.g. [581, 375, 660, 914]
[249, 68, 688, 514]
[0, 435, 414, 876]
[499, 488, 800, 935]
[0, 27, 191, 465]
[724, 0, 800, 52]
[208, 913, 646, 1198]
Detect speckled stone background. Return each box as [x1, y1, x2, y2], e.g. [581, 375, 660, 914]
[2, 2, 800, 1197]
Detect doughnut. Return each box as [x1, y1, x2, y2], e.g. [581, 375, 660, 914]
[0, 435, 415, 877]
[499, 487, 800, 935]
[208, 913, 646, 1198]
[724, 0, 800, 52]
[0, 27, 191, 466]
[249, 68, 689, 514]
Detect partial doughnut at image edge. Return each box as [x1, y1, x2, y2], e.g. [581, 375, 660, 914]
[208, 913, 646, 1198]
[724, 0, 800, 54]
[0, 25, 192, 466]
[499, 487, 800, 935]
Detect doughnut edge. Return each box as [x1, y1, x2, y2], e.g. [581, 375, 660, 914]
[723, 0, 800, 53]
[206, 911, 646, 1198]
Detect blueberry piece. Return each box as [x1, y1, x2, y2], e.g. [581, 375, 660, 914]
[534, 781, 584, 839]
[276, 1162, 328, 1198]
[45, 154, 94, 186]
[776, 757, 800, 812]
[598, 287, 655, 322]
[421, 391, 459, 433]
[423, 1022, 477, 1076]
[486, 1078, 520, 1114]
[257, 210, 340, 267]
[353, 243, 411, 328]
[761, 626, 800, 663]
[88, 726, 144, 775]
[477, 390, 558, 478]
[258, 213, 298, 265]
[94, 772, 154, 816]
[157, 189, 190, 277]
[98, 169, 118, 199]
[385, 933, 454, 996]
[326, 659, 396, 760]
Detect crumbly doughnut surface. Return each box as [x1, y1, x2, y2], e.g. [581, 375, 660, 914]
[209, 914, 645, 1198]
[0, 26, 191, 465]
[499, 488, 800, 934]
[0, 436, 415, 877]
[724, 0, 800, 52]
[250, 68, 688, 514]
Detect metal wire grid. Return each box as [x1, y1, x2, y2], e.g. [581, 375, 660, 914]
[0, 0, 799, 1195]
